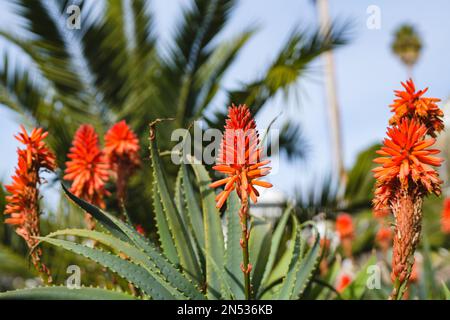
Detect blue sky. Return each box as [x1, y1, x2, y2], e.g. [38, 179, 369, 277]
[1, 0, 450, 204]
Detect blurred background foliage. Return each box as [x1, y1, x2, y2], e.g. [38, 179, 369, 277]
[0, 0, 448, 299]
[0, 0, 347, 223]
[0, 0, 347, 292]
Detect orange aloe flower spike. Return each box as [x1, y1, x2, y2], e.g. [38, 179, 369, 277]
[389, 79, 443, 136]
[3, 126, 56, 281]
[210, 103, 273, 300]
[210, 104, 272, 209]
[374, 82, 444, 299]
[372, 118, 443, 210]
[104, 120, 140, 203]
[104, 120, 140, 162]
[64, 124, 110, 211]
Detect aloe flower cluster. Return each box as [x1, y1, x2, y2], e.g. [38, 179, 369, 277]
[210, 104, 272, 299]
[64, 125, 109, 229]
[64, 121, 140, 228]
[3, 121, 141, 273]
[3, 126, 56, 281]
[372, 79, 444, 299]
[104, 120, 141, 203]
[210, 104, 272, 209]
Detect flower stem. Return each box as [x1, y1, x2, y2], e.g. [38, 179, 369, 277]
[389, 279, 402, 300]
[116, 161, 133, 222]
[239, 192, 251, 300]
[116, 163, 126, 208]
[31, 250, 52, 284]
[29, 177, 52, 283]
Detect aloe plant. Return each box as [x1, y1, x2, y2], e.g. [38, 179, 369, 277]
[0, 125, 321, 300]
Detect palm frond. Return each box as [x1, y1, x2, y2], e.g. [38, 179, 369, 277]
[344, 143, 380, 210]
[274, 121, 308, 161]
[192, 29, 255, 119]
[78, 0, 131, 110]
[208, 21, 350, 129]
[162, 0, 237, 125]
[295, 174, 340, 220]
[295, 143, 379, 219]
[165, 0, 236, 72]
[6, 0, 85, 97]
[0, 53, 45, 123]
[130, 0, 155, 61]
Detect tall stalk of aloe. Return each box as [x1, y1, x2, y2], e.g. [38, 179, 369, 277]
[3, 126, 56, 282]
[373, 79, 444, 300]
[210, 104, 272, 299]
[239, 189, 251, 299]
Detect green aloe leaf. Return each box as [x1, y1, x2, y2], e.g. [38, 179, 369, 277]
[153, 182, 179, 265]
[119, 223, 205, 300]
[61, 184, 127, 241]
[224, 193, 244, 299]
[150, 129, 202, 282]
[46, 228, 149, 264]
[291, 222, 321, 299]
[0, 286, 136, 300]
[181, 163, 205, 249]
[105, 217, 205, 300]
[61, 186, 205, 300]
[175, 167, 186, 219]
[44, 229, 208, 300]
[188, 156, 225, 299]
[261, 215, 297, 299]
[38, 237, 182, 299]
[203, 248, 234, 300]
[249, 218, 272, 297]
[175, 166, 203, 272]
[266, 219, 320, 300]
[260, 205, 292, 292]
[277, 216, 302, 299]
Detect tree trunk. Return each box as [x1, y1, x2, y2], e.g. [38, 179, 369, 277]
[316, 0, 346, 184]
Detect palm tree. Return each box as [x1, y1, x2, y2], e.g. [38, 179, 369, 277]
[294, 143, 379, 219]
[391, 24, 423, 77]
[0, 0, 348, 225]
